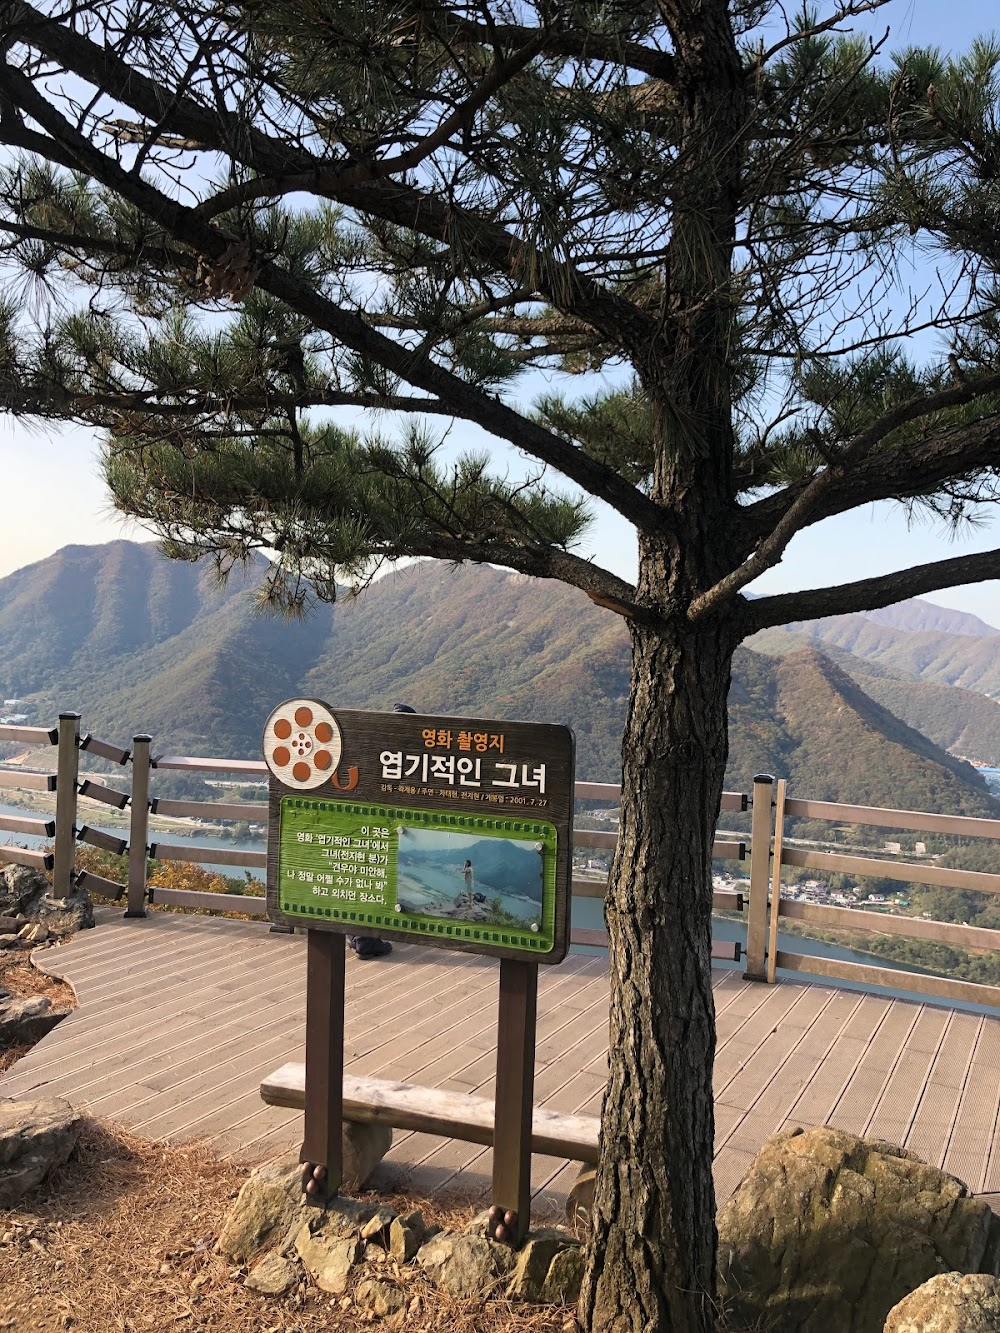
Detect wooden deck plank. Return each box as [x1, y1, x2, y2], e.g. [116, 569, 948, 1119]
[716, 985, 835, 1113]
[5, 909, 1000, 1212]
[826, 1000, 923, 1136]
[905, 1012, 982, 1168]
[942, 1018, 1000, 1193]
[720, 989, 862, 1156]
[863, 1007, 952, 1146]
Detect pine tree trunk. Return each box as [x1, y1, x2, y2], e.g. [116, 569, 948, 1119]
[579, 610, 736, 1333]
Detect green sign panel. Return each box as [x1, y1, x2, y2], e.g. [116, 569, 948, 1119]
[264, 701, 574, 961]
[277, 798, 560, 956]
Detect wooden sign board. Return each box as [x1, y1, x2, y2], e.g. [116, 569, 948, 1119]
[264, 701, 574, 963]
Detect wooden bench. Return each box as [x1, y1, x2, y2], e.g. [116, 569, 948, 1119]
[261, 1063, 601, 1164]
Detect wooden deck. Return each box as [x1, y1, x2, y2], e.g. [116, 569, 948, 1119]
[2, 908, 999, 1214]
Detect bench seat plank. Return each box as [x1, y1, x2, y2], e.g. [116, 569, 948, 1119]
[261, 1062, 600, 1163]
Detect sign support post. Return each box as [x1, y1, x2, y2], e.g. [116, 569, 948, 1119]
[300, 929, 346, 1203]
[489, 958, 538, 1245]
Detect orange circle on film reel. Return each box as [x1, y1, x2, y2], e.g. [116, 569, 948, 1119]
[263, 700, 343, 790]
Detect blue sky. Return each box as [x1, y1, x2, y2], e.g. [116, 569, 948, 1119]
[3, 1, 1000, 631]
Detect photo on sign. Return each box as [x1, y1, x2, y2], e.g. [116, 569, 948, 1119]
[395, 826, 544, 931]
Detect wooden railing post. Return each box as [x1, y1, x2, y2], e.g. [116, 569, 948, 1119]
[743, 773, 774, 981]
[126, 735, 151, 918]
[52, 712, 80, 898]
[766, 779, 788, 984]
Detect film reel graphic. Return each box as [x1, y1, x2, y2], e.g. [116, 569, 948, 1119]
[263, 700, 343, 790]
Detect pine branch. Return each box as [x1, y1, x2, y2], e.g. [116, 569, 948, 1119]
[8, 0, 660, 358]
[741, 408, 1000, 549]
[0, 59, 666, 532]
[407, 531, 641, 616]
[745, 547, 1000, 630]
[0, 384, 466, 421]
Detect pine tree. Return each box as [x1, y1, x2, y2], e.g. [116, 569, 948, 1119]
[2, 3, 1000, 1328]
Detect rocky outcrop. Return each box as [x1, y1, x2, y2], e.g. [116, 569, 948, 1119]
[883, 1272, 1000, 1332]
[718, 1127, 1000, 1333]
[505, 1228, 584, 1302]
[0, 1098, 83, 1206]
[215, 1145, 392, 1264]
[244, 1251, 298, 1296]
[0, 865, 93, 936]
[218, 1170, 585, 1308]
[416, 1230, 515, 1299]
[0, 993, 70, 1046]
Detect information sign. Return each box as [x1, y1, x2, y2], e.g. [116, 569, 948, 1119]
[265, 701, 574, 962]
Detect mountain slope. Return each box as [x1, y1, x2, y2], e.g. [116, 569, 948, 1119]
[0, 543, 997, 816]
[750, 606, 1000, 699]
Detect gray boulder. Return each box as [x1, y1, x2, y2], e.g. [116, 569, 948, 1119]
[0, 993, 70, 1046]
[244, 1251, 299, 1295]
[216, 1159, 312, 1261]
[0, 865, 93, 936]
[341, 1120, 392, 1191]
[506, 1228, 584, 1302]
[718, 1126, 1000, 1333]
[216, 1159, 383, 1262]
[389, 1209, 425, 1263]
[883, 1272, 1000, 1332]
[0, 1097, 83, 1206]
[294, 1226, 361, 1293]
[354, 1277, 407, 1316]
[417, 1231, 515, 1299]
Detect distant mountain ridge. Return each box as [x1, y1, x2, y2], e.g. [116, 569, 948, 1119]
[852, 601, 998, 638]
[0, 542, 998, 817]
[750, 603, 1000, 700]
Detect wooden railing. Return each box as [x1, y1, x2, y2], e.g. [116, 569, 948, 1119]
[0, 720, 749, 959]
[764, 778, 1000, 1010]
[3, 722, 1000, 1006]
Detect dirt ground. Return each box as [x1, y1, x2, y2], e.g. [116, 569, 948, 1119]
[0, 1120, 574, 1333]
[1, 948, 571, 1333]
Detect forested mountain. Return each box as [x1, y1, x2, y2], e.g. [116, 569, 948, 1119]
[0, 542, 997, 816]
[751, 606, 1000, 698]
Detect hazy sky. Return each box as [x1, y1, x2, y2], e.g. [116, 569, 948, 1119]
[3, 1, 1000, 632]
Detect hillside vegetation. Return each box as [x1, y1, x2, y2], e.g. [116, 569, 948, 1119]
[751, 609, 1000, 701]
[1, 543, 998, 818]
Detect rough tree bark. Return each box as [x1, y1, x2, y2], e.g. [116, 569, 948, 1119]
[579, 557, 738, 1333]
[579, 2, 745, 1327]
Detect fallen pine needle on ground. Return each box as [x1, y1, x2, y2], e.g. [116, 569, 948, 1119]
[0, 1121, 576, 1333]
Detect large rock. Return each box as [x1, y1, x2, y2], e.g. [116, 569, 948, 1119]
[0, 994, 69, 1046]
[417, 1231, 515, 1299]
[541, 1244, 586, 1304]
[506, 1228, 584, 1302]
[565, 1164, 596, 1231]
[718, 1127, 1000, 1333]
[0, 865, 93, 936]
[216, 1159, 309, 1261]
[216, 1153, 389, 1263]
[244, 1251, 299, 1295]
[0, 1097, 83, 1206]
[294, 1226, 361, 1293]
[389, 1209, 425, 1263]
[355, 1277, 407, 1315]
[342, 1121, 392, 1191]
[0, 866, 47, 918]
[883, 1272, 1000, 1332]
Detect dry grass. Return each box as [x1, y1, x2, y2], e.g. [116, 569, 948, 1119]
[0, 1121, 574, 1333]
[0, 948, 77, 1009]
